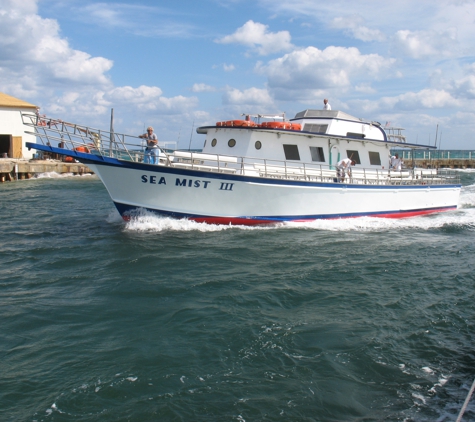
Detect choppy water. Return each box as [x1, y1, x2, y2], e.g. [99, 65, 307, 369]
[1, 171, 475, 422]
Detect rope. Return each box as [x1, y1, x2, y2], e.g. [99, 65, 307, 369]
[456, 377, 475, 422]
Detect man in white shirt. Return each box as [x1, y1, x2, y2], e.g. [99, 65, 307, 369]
[323, 98, 331, 110]
[336, 158, 355, 182]
[390, 154, 402, 170]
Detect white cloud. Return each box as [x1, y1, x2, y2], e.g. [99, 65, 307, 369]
[332, 16, 385, 42]
[256, 46, 393, 100]
[77, 3, 197, 38]
[354, 89, 458, 114]
[192, 83, 216, 93]
[0, 0, 202, 137]
[105, 85, 163, 104]
[103, 86, 198, 113]
[449, 63, 475, 99]
[223, 63, 236, 72]
[0, 1, 113, 93]
[392, 29, 458, 59]
[216, 20, 293, 55]
[222, 87, 274, 106]
[355, 84, 376, 94]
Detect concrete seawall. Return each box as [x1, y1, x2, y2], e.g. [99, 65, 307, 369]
[407, 159, 475, 169]
[0, 159, 93, 182]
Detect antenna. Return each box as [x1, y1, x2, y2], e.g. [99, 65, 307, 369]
[109, 108, 114, 157]
[188, 120, 194, 151]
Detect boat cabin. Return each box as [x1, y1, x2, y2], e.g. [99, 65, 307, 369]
[198, 109, 397, 170]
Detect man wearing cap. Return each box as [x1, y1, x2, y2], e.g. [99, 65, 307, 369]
[139, 126, 159, 164]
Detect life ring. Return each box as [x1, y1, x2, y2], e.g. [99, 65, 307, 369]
[225, 120, 257, 127]
[260, 121, 292, 129]
[74, 146, 90, 153]
[64, 156, 74, 162]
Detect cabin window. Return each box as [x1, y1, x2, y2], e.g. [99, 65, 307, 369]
[346, 150, 361, 164]
[369, 151, 381, 165]
[211, 138, 217, 147]
[228, 139, 236, 147]
[347, 132, 365, 139]
[255, 141, 262, 150]
[303, 124, 328, 133]
[283, 144, 300, 160]
[309, 146, 325, 162]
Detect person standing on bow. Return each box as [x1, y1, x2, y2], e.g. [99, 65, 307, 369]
[139, 126, 159, 164]
[323, 98, 332, 110]
[336, 157, 355, 182]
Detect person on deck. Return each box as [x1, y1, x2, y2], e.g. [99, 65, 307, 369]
[390, 153, 402, 171]
[139, 126, 159, 165]
[336, 158, 355, 182]
[323, 98, 331, 110]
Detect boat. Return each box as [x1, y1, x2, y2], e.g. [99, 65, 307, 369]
[22, 109, 461, 225]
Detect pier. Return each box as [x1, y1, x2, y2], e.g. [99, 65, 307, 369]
[0, 158, 93, 182]
[393, 150, 475, 169]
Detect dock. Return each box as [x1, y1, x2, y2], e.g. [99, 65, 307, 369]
[0, 158, 93, 182]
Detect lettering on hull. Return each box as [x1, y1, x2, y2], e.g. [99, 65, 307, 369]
[141, 175, 225, 190]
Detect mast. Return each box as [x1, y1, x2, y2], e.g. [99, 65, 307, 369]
[109, 108, 114, 157]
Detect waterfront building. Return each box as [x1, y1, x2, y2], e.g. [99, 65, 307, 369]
[0, 92, 38, 159]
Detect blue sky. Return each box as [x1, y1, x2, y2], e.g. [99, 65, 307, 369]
[1, 0, 475, 149]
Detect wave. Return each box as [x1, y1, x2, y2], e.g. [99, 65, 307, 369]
[121, 208, 475, 234]
[33, 171, 95, 179]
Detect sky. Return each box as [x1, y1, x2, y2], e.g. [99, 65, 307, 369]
[1, 0, 475, 149]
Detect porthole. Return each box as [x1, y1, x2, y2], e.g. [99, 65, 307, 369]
[255, 141, 262, 150]
[228, 139, 236, 147]
[211, 138, 217, 147]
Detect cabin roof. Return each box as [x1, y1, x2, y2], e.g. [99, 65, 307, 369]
[293, 109, 364, 122]
[0, 92, 37, 109]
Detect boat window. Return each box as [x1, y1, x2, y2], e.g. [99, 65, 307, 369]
[347, 132, 365, 139]
[255, 141, 262, 150]
[369, 151, 381, 165]
[211, 138, 217, 147]
[346, 150, 361, 164]
[303, 124, 328, 133]
[309, 146, 325, 162]
[228, 139, 236, 147]
[283, 144, 300, 160]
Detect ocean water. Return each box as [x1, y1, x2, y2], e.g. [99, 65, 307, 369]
[1, 171, 475, 422]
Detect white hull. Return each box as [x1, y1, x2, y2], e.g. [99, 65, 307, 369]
[86, 159, 460, 225]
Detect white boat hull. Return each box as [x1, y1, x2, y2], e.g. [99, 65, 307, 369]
[85, 158, 460, 225]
